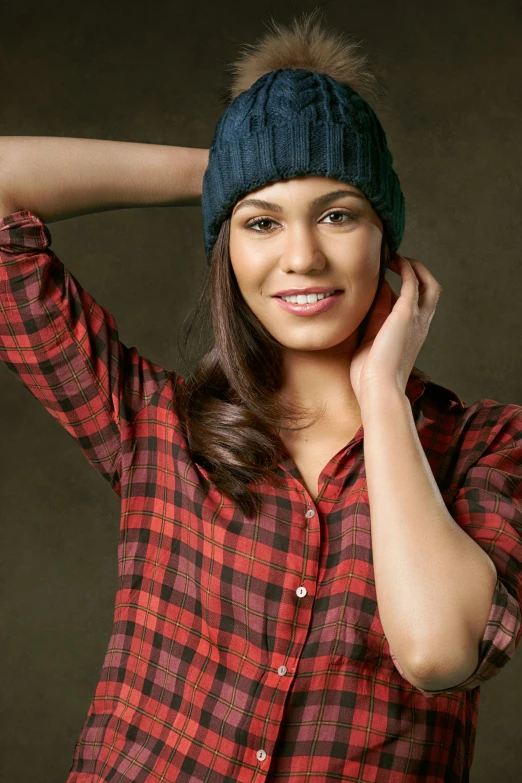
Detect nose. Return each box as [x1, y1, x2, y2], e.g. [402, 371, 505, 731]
[278, 225, 327, 274]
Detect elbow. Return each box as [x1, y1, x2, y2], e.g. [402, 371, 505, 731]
[406, 637, 480, 692]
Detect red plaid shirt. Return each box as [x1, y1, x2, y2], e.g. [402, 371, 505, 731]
[1, 209, 522, 783]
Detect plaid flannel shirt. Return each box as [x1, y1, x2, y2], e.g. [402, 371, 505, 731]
[1, 209, 521, 783]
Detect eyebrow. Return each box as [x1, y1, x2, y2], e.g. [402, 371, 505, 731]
[232, 188, 367, 216]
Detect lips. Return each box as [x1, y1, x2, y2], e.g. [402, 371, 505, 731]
[274, 290, 343, 316]
[273, 288, 343, 298]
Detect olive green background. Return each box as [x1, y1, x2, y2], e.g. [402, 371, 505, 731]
[0, 0, 521, 780]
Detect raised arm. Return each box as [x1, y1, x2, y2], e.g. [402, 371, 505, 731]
[0, 136, 209, 222]
[0, 136, 207, 494]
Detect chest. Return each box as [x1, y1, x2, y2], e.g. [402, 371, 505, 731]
[280, 421, 363, 502]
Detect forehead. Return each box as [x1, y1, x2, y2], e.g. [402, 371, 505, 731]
[232, 177, 368, 215]
[241, 176, 365, 200]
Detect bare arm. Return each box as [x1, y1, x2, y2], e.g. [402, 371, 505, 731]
[0, 136, 209, 223]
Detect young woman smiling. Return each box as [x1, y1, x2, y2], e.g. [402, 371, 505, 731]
[1, 8, 521, 783]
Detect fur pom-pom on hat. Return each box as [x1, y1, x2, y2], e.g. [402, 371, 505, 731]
[202, 8, 405, 262]
[225, 7, 387, 108]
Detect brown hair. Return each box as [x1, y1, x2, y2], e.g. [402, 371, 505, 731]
[174, 216, 431, 518]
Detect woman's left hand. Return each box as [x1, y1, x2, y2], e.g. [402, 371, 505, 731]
[350, 254, 443, 407]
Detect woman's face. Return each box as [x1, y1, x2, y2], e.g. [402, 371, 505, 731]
[228, 176, 384, 355]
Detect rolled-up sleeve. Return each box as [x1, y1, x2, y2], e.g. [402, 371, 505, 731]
[0, 209, 170, 497]
[392, 401, 522, 696]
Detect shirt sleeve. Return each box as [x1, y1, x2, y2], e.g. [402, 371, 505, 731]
[0, 209, 171, 498]
[391, 401, 522, 697]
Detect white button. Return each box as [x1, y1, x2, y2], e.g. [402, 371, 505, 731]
[305, 509, 315, 518]
[278, 665, 287, 676]
[256, 749, 267, 761]
[296, 586, 307, 598]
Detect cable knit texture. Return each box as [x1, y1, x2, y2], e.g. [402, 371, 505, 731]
[202, 68, 405, 261]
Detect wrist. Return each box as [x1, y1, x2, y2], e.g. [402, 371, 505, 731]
[177, 147, 208, 207]
[196, 148, 209, 201]
[359, 383, 407, 420]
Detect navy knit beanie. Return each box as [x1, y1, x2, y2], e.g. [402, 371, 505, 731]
[201, 12, 405, 263]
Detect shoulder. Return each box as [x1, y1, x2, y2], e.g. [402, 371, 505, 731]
[421, 378, 522, 460]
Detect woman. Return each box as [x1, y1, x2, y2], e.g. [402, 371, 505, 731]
[1, 9, 521, 783]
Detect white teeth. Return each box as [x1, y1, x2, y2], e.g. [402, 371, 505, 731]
[281, 291, 336, 304]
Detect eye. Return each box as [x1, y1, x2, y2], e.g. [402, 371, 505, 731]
[323, 210, 357, 225]
[244, 209, 358, 233]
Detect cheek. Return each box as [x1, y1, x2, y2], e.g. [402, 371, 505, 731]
[229, 248, 271, 298]
[357, 253, 382, 294]
[351, 224, 383, 265]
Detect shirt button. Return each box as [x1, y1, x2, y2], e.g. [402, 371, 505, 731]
[256, 749, 267, 761]
[296, 586, 307, 598]
[278, 665, 287, 676]
[305, 509, 315, 518]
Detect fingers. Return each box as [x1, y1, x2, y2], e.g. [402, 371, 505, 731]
[390, 254, 442, 305]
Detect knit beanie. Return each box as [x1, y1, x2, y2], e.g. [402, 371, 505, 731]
[201, 9, 405, 263]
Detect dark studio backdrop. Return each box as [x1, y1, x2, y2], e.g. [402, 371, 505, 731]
[0, 1, 521, 780]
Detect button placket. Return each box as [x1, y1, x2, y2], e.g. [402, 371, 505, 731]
[252, 499, 315, 771]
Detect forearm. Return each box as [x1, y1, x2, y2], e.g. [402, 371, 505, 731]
[361, 387, 498, 679]
[0, 136, 209, 223]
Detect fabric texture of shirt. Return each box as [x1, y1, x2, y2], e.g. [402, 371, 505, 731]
[1, 209, 521, 783]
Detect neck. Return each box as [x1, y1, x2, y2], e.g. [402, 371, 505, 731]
[277, 348, 361, 424]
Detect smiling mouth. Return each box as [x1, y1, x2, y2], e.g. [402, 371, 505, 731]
[275, 290, 343, 299]
[273, 290, 344, 315]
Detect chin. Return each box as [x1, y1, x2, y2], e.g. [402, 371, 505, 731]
[274, 332, 354, 352]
